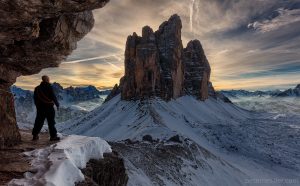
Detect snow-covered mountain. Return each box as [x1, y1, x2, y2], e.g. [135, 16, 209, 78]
[52, 82, 106, 103]
[276, 84, 300, 97]
[225, 95, 300, 116]
[220, 85, 300, 115]
[11, 84, 108, 129]
[59, 95, 300, 186]
[221, 84, 300, 98]
[220, 89, 281, 98]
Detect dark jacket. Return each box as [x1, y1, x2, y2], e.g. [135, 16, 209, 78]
[34, 82, 59, 108]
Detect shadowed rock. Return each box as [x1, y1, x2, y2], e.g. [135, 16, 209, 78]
[107, 14, 214, 102]
[77, 151, 128, 186]
[183, 40, 211, 100]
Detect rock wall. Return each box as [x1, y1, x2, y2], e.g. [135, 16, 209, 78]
[108, 14, 213, 102]
[105, 84, 121, 102]
[183, 40, 211, 101]
[77, 152, 128, 186]
[155, 15, 184, 99]
[0, 90, 20, 148]
[0, 0, 109, 148]
[121, 15, 185, 100]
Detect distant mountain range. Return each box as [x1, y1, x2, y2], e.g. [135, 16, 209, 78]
[276, 84, 300, 97]
[220, 84, 300, 98]
[11, 83, 110, 129]
[51, 82, 110, 102]
[12, 83, 110, 103]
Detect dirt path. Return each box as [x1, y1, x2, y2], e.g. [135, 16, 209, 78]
[0, 130, 57, 185]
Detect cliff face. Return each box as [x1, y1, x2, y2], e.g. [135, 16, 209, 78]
[183, 40, 211, 100]
[0, 90, 20, 148]
[121, 15, 184, 100]
[108, 14, 213, 102]
[0, 0, 109, 148]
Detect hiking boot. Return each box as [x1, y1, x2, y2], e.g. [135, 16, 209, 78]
[50, 136, 60, 141]
[32, 135, 39, 141]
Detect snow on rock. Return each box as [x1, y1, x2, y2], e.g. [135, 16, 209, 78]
[59, 95, 250, 141]
[58, 94, 300, 185]
[9, 135, 112, 186]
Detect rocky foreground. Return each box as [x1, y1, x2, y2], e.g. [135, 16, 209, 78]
[0, 130, 128, 186]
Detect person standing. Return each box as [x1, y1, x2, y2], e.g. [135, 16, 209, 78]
[32, 75, 60, 141]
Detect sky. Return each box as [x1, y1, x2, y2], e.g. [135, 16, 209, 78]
[16, 0, 300, 90]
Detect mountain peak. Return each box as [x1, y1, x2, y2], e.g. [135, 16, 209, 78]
[52, 82, 64, 90]
[107, 14, 213, 102]
[157, 14, 182, 33]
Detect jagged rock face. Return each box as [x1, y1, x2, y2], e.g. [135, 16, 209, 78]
[0, 0, 109, 89]
[155, 15, 184, 99]
[276, 84, 300, 97]
[77, 152, 128, 186]
[0, 90, 21, 148]
[121, 26, 162, 100]
[111, 14, 212, 101]
[183, 40, 211, 100]
[105, 84, 121, 103]
[0, 0, 109, 148]
[1, 14, 99, 89]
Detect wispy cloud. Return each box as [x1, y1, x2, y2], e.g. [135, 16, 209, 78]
[248, 8, 300, 33]
[64, 54, 123, 64]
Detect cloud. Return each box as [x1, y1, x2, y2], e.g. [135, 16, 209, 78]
[248, 8, 300, 33]
[64, 54, 123, 64]
[16, 59, 124, 90]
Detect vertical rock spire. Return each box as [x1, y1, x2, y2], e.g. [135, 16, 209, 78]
[107, 14, 213, 102]
[183, 40, 211, 100]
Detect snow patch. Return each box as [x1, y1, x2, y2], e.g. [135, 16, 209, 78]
[273, 113, 286, 120]
[9, 135, 112, 186]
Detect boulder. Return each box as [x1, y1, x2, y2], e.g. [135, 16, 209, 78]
[77, 151, 128, 186]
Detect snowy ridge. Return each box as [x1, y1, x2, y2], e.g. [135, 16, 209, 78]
[59, 95, 250, 141]
[58, 94, 300, 186]
[9, 135, 111, 186]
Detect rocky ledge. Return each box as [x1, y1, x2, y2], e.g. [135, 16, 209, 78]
[106, 14, 214, 102]
[0, 0, 109, 148]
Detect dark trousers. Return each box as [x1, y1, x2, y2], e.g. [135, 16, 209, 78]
[32, 106, 57, 138]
